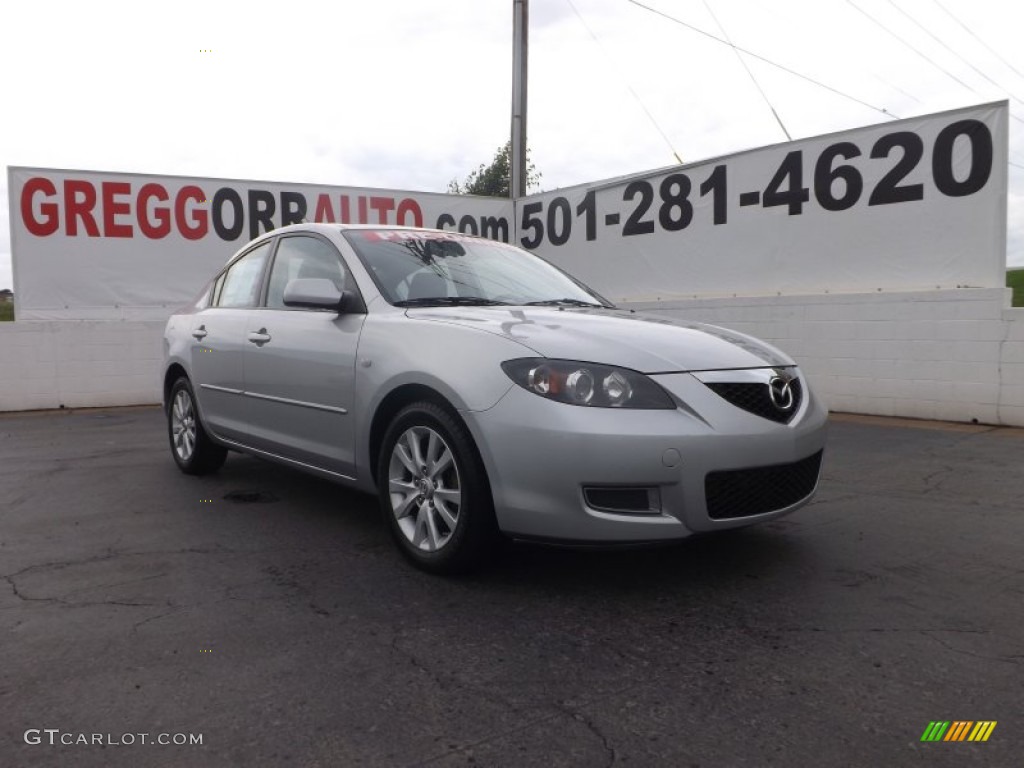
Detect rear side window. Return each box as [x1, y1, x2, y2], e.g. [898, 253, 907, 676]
[215, 242, 271, 308]
[266, 236, 350, 309]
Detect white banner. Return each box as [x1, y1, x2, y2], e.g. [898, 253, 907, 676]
[516, 102, 1008, 302]
[8, 103, 1008, 319]
[8, 169, 512, 320]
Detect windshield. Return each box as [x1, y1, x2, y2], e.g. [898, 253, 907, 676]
[342, 229, 611, 308]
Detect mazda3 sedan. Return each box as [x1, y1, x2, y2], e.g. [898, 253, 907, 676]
[163, 224, 827, 572]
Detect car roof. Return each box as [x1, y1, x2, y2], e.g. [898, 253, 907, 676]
[270, 222, 461, 235]
[223, 222, 490, 266]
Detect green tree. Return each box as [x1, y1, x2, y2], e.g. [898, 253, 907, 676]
[448, 140, 541, 197]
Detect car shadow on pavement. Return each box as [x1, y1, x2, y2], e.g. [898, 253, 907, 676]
[487, 525, 811, 589]
[209, 453, 816, 601]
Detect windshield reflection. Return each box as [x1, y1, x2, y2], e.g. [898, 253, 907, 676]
[344, 229, 610, 308]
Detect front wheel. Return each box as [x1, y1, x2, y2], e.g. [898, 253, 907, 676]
[378, 402, 498, 574]
[167, 377, 227, 475]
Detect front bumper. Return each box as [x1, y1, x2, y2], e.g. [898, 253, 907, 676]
[462, 369, 828, 542]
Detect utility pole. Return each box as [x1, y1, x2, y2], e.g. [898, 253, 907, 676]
[510, 0, 529, 199]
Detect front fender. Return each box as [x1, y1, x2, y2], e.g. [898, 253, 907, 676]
[352, 314, 535, 487]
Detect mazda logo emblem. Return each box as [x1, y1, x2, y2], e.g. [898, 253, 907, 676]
[768, 375, 795, 411]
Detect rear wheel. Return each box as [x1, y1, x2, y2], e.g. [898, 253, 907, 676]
[378, 402, 498, 574]
[167, 377, 227, 475]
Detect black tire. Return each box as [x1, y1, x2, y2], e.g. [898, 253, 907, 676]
[377, 401, 498, 574]
[167, 377, 228, 475]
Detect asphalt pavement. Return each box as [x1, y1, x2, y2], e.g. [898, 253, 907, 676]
[1, 406, 1021, 767]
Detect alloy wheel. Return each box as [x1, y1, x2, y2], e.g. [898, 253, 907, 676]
[171, 389, 197, 462]
[388, 426, 462, 552]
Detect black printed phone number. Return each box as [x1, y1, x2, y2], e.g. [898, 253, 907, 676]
[519, 119, 994, 249]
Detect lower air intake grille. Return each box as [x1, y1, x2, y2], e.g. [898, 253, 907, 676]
[705, 450, 823, 519]
[583, 487, 659, 515]
[706, 379, 802, 424]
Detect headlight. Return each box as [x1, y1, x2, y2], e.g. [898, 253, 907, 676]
[501, 358, 675, 409]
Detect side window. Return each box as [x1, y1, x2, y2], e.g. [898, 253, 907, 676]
[216, 242, 271, 308]
[210, 272, 226, 306]
[266, 236, 350, 310]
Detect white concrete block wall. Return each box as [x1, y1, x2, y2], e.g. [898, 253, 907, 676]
[1, 290, 1023, 427]
[0, 321, 165, 411]
[1001, 312, 1024, 426]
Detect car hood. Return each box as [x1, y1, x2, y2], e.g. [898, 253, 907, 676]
[405, 306, 794, 372]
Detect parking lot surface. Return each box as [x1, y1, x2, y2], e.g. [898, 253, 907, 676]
[1, 406, 1022, 767]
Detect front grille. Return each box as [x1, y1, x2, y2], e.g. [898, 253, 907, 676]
[705, 450, 823, 519]
[705, 379, 802, 424]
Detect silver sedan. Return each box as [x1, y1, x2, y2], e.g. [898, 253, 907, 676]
[163, 224, 827, 573]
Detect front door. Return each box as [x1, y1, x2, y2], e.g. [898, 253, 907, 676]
[242, 234, 365, 478]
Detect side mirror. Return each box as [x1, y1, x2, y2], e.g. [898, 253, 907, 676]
[282, 278, 348, 312]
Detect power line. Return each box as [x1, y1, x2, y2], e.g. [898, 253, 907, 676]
[870, 73, 922, 105]
[702, 0, 791, 141]
[565, 0, 684, 163]
[931, 0, 1024, 82]
[844, 1, 1024, 126]
[713, 0, 925, 109]
[882, 0, 1024, 125]
[703, 0, 925, 109]
[628, 0, 899, 119]
[845, 0, 974, 92]
[629, 0, 1022, 175]
[886, 0, 1024, 102]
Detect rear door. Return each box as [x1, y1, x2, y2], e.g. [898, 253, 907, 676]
[189, 241, 272, 442]
[242, 234, 365, 477]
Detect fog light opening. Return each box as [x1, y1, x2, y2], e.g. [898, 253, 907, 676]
[583, 486, 661, 515]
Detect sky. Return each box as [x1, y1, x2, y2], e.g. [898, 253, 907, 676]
[2, 0, 1024, 293]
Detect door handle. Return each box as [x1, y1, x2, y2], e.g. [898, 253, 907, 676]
[247, 329, 272, 346]
[192, 325, 208, 340]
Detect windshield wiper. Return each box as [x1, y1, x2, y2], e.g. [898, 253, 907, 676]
[394, 296, 511, 307]
[524, 298, 605, 308]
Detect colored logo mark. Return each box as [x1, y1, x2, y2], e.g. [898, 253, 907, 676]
[920, 721, 997, 742]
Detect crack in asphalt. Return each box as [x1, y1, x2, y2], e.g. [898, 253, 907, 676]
[392, 624, 747, 768]
[5, 549, 339, 621]
[1, 547, 242, 606]
[389, 632, 458, 694]
[551, 702, 618, 768]
[1, 545, 242, 582]
[920, 465, 955, 494]
[405, 670, 683, 768]
[822, 480, 1024, 510]
[5, 575, 61, 604]
[779, 626, 990, 634]
[60, 571, 170, 597]
[131, 608, 182, 634]
[406, 704, 613, 768]
[923, 632, 1021, 665]
[804, 492, 859, 507]
[408, 712, 559, 767]
[390, 627, 622, 767]
[2, 549, 123, 583]
[4, 572, 157, 608]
